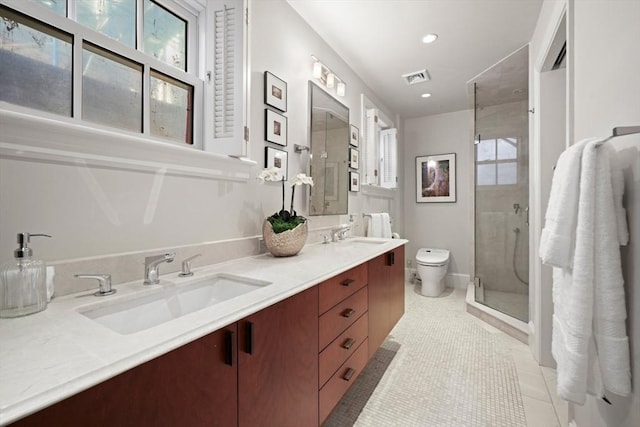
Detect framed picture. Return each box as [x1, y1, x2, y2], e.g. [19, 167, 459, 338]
[265, 109, 287, 146]
[349, 147, 359, 170]
[264, 71, 287, 112]
[416, 153, 456, 203]
[265, 146, 288, 180]
[350, 124, 359, 147]
[349, 171, 360, 192]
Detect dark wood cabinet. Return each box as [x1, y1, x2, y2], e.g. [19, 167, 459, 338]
[12, 245, 405, 427]
[237, 286, 319, 427]
[368, 246, 405, 356]
[12, 325, 238, 427]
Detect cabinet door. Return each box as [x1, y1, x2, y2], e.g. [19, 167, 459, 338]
[12, 326, 238, 427]
[368, 251, 391, 354]
[368, 245, 405, 356]
[389, 245, 405, 327]
[238, 286, 319, 427]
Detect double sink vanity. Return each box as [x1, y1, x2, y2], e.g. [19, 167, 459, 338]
[1, 237, 406, 426]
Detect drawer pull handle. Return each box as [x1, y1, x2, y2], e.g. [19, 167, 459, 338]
[342, 368, 356, 381]
[341, 278, 355, 287]
[342, 338, 356, 350]
[245, 322, 254, 355]
[224, 330, 236, 366]
[341, 308, 355, 318]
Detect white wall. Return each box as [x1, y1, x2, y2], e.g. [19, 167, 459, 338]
[0, 0, 401, 264]
[403, 110, 473, 279]
[248, 0, 402, 239]
[529, 0, 568, 367]
[569, 0, 640, 425]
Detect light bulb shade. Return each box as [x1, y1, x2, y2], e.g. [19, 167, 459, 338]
[327, 73, 335, 88]
[312, 61, 323, 79]
[336, 82, 346, 96]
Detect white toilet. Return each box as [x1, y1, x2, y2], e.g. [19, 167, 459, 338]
[415, 248, 450, 297]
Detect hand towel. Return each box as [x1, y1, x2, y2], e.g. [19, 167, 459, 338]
[381, 213, 392, 238]
[368, 214, 383, 238]
[539, 139, 593, 268]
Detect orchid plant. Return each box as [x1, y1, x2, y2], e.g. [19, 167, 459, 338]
[257, 167, 314, 233]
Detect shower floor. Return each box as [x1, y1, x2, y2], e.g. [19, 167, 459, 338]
[481, 289, 529, 322]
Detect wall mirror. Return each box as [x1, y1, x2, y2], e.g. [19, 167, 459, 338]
[308, 82, 349, 215]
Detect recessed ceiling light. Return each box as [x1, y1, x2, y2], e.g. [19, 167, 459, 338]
[422, 34, 438, 44]
[421, 93, 432, 98]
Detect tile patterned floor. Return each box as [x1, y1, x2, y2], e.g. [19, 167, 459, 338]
[325, 283, 567, 427]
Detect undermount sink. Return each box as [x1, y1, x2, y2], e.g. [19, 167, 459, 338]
[78, 274, 271, 335]
[348, 238, 388, 244]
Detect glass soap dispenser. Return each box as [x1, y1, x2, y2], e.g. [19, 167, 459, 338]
[0, 233, 51, 318]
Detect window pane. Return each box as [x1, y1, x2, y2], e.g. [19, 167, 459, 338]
[77, 0, 135, 48]
[31, 0, 66, 16]
[476, 139, 496, 161]
[477, 164, 496, 186]
[0, 6, 72, 116]
[144, 0, 186, 71]
[497, 137, 518, 160]
[497, 162, 518, 185]
[82, 43, 142, 132]
[150, 70, 193, 144]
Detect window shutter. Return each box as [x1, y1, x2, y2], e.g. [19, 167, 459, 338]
[214, 5, 236, 138]
[379, 128, 397, 188]
[365, 108, 379, 185]
[206, 0, 244, 155]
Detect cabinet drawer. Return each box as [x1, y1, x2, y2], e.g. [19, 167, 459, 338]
[319, 263, 368, 314]
[319, 338, 369, 424]
[319, 312, 368, 388]
[319, 287, 368, 351]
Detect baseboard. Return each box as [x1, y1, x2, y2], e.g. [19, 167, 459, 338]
[445, 273, 470, 289]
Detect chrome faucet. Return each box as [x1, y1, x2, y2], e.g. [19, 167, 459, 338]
[331, 224, 351, 242]
[144, 253, 175, 285]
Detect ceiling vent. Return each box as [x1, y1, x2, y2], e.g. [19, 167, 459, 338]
[402, 69, 431, 85]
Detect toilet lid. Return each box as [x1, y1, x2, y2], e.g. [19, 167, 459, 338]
[416, 248, 450, 265]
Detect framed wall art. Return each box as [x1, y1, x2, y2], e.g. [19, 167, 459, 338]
[264, 71, 287, 112]
[265, 109, 288, 146]
[350, 124, 359, 147]
[349, 147, 359, 170]
[265, 146, 288, 180]
[416, 153, 456, 203]
[349, 171, 360, 192]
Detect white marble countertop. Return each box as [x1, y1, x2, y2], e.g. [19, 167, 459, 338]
[0, 237, 407, 425]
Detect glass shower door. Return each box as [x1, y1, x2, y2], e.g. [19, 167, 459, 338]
[472, 46, 530, 322]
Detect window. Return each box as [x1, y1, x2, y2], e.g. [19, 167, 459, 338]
[475, 137, 519, 186]
[362, 96, 398, 189]
[1, 0, 198, 145]
[0, 6, 73, 116]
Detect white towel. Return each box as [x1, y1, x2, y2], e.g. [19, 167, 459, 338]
[381, 213, 392, 238]
[591, 142, 630, 397]
[548, 139, 631, 404]
[368, 214, 383, 238]
[539, 139, 593, 268]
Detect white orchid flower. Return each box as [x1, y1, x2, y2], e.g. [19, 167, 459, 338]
[290, 173, 314, 187]
[257, 167, 282, 183]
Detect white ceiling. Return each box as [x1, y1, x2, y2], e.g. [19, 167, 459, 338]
[287, 0, 543, 119]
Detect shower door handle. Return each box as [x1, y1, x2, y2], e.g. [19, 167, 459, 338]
[525, 206, 529, 226]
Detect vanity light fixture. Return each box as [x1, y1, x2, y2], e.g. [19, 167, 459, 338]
[326, 73, 335, 89]
[422, 33, 438, 44]
[310, 55, 346, 97]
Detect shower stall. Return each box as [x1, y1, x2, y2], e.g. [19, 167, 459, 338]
[471, 46, 530, 323]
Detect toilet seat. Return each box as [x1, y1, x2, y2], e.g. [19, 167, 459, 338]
[416, 248, 449, 266]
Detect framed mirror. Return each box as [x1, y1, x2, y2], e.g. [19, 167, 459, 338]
[308, 82, 349, 215]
